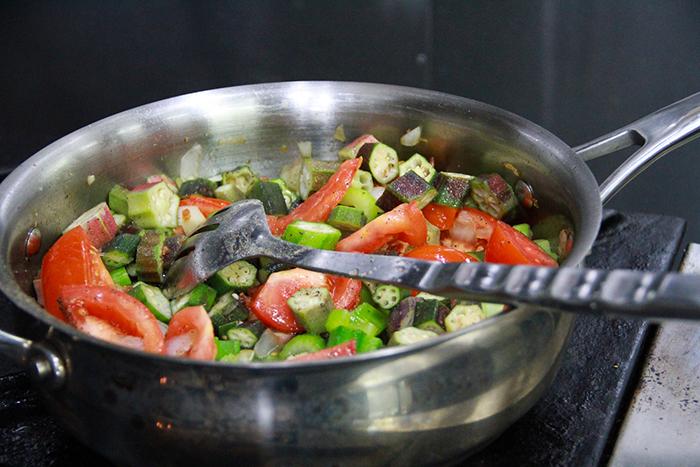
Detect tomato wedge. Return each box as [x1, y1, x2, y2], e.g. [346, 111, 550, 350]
[164, 306, 216, 360]
[335, 202, 427, 253]
[329, 276, 362, 310]
[267, 158, 361, 235]
[57, 285, 164, 353]
[404, 245, 477, 263]
[251, 268, 329, 333]
[291, 340, 357, 362]
[179, 195, 231, 217]
[422, 204, 459, 230]
[485, 221, 558, 266]
[41, 227, 114, 321]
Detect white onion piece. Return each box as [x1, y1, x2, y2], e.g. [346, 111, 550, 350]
[400, 126, 422, 147]
[449, 210, 494, 246]
[179, 143, 203, 180]
[297, 141, 312, 158]
[178, 206, 207, 236]
[370, 186, 385, 201]
[254, 329, 294, 358]
[334, 124, 346, 142]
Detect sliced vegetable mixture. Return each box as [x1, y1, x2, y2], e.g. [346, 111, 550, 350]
[36, 132, 573, 363]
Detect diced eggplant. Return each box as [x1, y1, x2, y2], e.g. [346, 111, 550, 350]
[101, 233, 141, 270]
[248, 180, 289, 215]
[532, 214, 574, 259]
[327, 205, 367, 232]
[300, 159, 340, 199]
[127, 182, 179, 229]
[161, 234, 185, 271]
[398, 153, 436, 183]
[469, 173, 517, 219]
[433, 172, 473, 208]
[64, 202, 119, 249]
[338, 134, 379, 160]
[358, 143, 399, 185]
[414, 299, 450, 328]
[178, 178, 217, 198]
[222, 165, 258, 196]
[387, 297, 417, 335]
[135, 230, 167, 283]
[375, 170, 437, 211]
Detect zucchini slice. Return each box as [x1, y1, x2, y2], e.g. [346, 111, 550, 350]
[101, 233, 141, 270]
[433, 172, 473, 208]
[469, 173, 517, 219]
[398, 153, 436, 183]
[129, 281, 173, 322]
[375, 170, 437, 211]
[358, 143, 399, 185]
[248, 180, 289, 215]
[178, 178, 217, 198]
[327, 205, 367, 232]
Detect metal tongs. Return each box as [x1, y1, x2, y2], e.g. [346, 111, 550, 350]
[165, 200, 700, 321]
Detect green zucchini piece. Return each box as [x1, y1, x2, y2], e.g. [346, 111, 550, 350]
[129, 281, 172, 322]
[282, 220, 342, 250]
[351, 169, 374, 192]
[102, 233, 141, 270]
[178, 178, 217, 198]
[358, 142, 399, 185]
[108, 184, 130, 215]
[171, 283, 217, 313]
[109, 267, 132, 286]
[433, 172, 473, 208]
[220, 349, 254, 363]
[469, 174, 517, 219]
[414, 299, 450, 328]
[222, 165, 259, 196]
[269, 178, 300, 210]
[208, 260, 258, 294]
[136, 230, 166, 283]
[414, 292, 450, 306]
[513, 223, 532, 238]
[371, 285, 403, 309]
[398, 153, 436, 183]
[248, 180, 288, 215]
[279, 334, 326, 360]
[481, 302, 505, 317]
[208, 293, 249, 328]
[340, 187, 382, 221]
[279, 157, 304, 192]
[426, 220, 441, 245]
[214, 183, 245, 202]
[388, 327, 438, 346]
[127, 182, 179, 229]
[327, 205, 367, 232]
[376, 170, 437, 211]
[215, 338, 241, 360]
[287, 287, 334, 334]
[532, 214, 574, 259]
[300, 159, 340, 199]
[417, 320, 445, 334]
[338, 134, 379, 160]
[445, 304, 486, 332]
[534, 239, 559, 261]
[226, 327, 259, 349]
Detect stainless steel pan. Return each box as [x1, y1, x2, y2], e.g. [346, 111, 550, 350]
[0, 82, 698, 466]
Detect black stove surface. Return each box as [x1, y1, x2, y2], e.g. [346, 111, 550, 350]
[0, 210, 686, 467]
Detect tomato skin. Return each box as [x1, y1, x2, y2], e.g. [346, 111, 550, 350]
[179, 195, 231, 217]
[291, 340, 357, 361]
[335, 202, 427, 253]
[57, 285, 164, 353]
[267, 158, 361, 235]
[485, 221, 558, 267]
[164, 306, 216, 360]
[404, 245, 476, 263]
[330, 276, 362, 310]
[41, 227, 114, 321]
[422, 204, 459, 230]
[251, 269, 329, 333]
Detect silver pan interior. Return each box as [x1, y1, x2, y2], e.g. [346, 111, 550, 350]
[0, 82, 600, 465]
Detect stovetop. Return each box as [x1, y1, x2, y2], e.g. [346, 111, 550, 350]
[0, 210, 687, 467]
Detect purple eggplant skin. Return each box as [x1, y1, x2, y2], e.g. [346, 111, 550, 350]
[388, 297, 417, 335]
[162, 234, 185, 271]
[515, 179, 537, 209]
[435, 303, 451, 328]
[469, 173, 517, 219]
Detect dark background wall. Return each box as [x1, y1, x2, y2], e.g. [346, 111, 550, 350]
[2, 0, 700, 239]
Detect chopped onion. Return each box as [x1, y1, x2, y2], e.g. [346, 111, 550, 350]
[254, 329, 294, 359]
[297, 141, 312, 159]
[334, 124, 346, 142]
[86, 174, 95, 185]
[400, 126, 422, 147]
[179, 143, 203, 180]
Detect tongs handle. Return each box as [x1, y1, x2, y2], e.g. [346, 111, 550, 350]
[286, 243, 700, 321]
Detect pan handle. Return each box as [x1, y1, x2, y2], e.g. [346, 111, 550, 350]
[574, 92, 700, 204]
[0, 327, 65, 390]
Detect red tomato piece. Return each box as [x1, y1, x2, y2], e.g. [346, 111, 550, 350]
[267, 158, 361, 235]
[404, 245, 476, 263]
[335, 202, 427, 253]
[485, 221, 558, 267]
[422, 204, 459, 230]
[251, 268, 329, 333]
[179, 195, 231, 217]
[164, 306, 216, 360]
[57, 285, 164, 353]
[291, 340, 357, 362]
[40, 227, 114, 321]
[329, 276, 362, 310]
